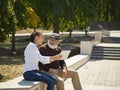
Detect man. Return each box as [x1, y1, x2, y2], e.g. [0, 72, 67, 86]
[38, 33, 82, 90]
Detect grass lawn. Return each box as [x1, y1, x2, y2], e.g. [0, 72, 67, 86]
[0, 37, 27, 82]
[0, 29, 80, 82]
[0, 56, 24, 82]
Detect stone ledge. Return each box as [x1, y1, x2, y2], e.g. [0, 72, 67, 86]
[65, 54, 89, 70]
[0, 76, 45, 90]
[0, 54, 89, 90]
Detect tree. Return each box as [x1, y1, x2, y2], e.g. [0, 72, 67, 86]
[14, 0, 40, 32]
[26, 6, 40, 32]
[28, 0, 96, 33]
[14, 0, 27, 28]
[0, 0, 18, 53]
[90, 0, 120, 21]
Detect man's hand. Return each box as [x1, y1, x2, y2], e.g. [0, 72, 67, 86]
[55, 54, 62, 60]
[62, 69, 68, 77]
[49, 68, 58, 74]
[50, 54, 62, 62]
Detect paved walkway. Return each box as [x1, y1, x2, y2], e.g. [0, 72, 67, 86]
[64, 43, 120, 90]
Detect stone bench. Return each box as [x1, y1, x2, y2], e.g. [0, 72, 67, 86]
[0, 76, 46, 90]
[65, 54, 89, 70]
[0, 54, 89, 90]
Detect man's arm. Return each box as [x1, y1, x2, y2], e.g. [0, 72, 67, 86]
[59, 60, 67, 70]
[38, 62, 51, 72]
[59, 60, 68, 77]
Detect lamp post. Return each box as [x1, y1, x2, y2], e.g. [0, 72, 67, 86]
[85, 26, 90, 36]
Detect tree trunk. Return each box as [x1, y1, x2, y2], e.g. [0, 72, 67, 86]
[53, 16, 59, 33]
[67, 29, 72, 38]
[34, 27, 36, 32]
[11, 31, 16, 54]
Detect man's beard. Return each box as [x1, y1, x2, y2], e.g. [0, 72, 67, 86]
[47, 40, 57, 49]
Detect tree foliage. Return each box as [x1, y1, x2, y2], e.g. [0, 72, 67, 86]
[26, 6, 40, 31]
[27, 0, 96, 33]
[14, 0, 29, 28]
[0, 0, 120, 43]
[90, 0, 120, 21]
[0, 0, 17, 44]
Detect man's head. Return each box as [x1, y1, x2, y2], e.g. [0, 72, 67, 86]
[48, 33, 61, 49]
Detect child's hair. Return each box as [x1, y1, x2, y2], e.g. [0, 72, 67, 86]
[30, 32, 42, 42]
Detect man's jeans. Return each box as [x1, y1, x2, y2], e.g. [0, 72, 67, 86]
[23, 70, 56, 90]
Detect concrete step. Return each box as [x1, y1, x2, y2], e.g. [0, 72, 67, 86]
[91, 53, 120, 56]
[83, 85, 120, 90]
[93, 47, 120, 51]
[91, 44, 120, 60]
[92, 50, 120, 55]
[101, 37, 120, 43]
[91, 56, 120, 60]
